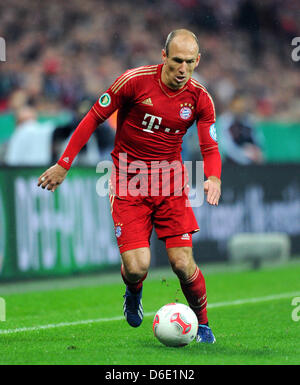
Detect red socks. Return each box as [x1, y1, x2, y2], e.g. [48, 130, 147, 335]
[180, 267, 208, 325]
[121, 265, 147, 294]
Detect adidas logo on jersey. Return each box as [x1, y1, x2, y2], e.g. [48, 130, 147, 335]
[141, 98, 153, 106]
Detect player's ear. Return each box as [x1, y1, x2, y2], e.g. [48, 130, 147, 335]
[162, 49, 167, 64]
[195, 53, 201, 68]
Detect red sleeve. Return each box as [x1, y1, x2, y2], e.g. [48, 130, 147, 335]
[57, 70, 135, 170]
[196, 90, 222, 179]
[57, 108, 102, 170]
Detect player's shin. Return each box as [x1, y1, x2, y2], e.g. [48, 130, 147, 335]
[179, 266, 208, 325]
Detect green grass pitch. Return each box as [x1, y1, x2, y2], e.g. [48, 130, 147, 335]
[0, 261, 299, 365]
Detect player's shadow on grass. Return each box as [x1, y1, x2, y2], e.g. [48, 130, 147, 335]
[147, 342, 275, 359]
[190, 343, 275, 358]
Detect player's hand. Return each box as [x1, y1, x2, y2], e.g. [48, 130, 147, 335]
[204, 176, 221, 206]
[37, 163, 68, 192]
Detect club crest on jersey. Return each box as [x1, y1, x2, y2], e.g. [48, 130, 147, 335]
[179, 104, 194, 120]
[209, 123, 218, 142]
[115, 223, 123, 238]
[99, 93, 111, 107]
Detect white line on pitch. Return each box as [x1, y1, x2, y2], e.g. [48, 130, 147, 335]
[0, 291, 299, 335]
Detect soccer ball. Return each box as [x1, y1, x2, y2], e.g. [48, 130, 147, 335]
[152, 303, 198, 347]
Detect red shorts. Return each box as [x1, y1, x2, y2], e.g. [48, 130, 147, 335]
[109, 190, 199, 254]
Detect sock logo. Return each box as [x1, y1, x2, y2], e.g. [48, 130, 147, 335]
[197, 294, 207, 307]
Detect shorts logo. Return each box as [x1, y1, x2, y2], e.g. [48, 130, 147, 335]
[209, 123, 218, 142]
[181, 233, 190, 240]
[99, 93, 111, 107]
[180, 106, 192, 120]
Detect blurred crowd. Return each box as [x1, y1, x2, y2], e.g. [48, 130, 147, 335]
[0, 0, 299, 165]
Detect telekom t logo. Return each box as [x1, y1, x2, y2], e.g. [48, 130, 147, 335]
[0, 37, 6, 62]
[142, 113, 162, 133]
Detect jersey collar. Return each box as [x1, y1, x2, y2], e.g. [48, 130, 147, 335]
[157, 63, 189, 98]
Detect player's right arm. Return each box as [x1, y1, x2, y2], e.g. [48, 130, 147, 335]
[37, 70, 135, 192]
[37, 108, 101, 191]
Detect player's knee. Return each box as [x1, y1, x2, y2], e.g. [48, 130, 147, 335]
[122, 257, 149, 282]
[170, 258, 189, 278]
[125, 264, 148, 282]
[168, 247, 194, 279]
[122, 248, 150, 281]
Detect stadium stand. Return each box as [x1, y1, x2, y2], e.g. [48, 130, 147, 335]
[0, 0, 299, 119]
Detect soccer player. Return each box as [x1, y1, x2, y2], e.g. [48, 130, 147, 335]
[38, 29, 221, 343]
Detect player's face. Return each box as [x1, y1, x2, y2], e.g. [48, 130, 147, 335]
[162, 36, 200, 90]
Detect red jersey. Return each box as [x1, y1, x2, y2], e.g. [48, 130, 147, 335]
[58, 63, 221, 182]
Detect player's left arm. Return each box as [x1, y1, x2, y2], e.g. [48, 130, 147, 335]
[196, 90, 222, 206]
